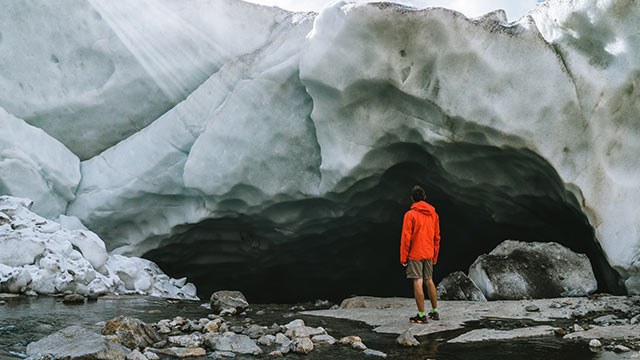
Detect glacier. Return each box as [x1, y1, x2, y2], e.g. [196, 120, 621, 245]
[1, 0, 639, 300]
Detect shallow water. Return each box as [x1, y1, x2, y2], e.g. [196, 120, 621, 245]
[0, 296, 635, 360]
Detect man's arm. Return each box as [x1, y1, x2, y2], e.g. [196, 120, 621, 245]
[433, 214, 441, 264]
[400, 212, 413, 265]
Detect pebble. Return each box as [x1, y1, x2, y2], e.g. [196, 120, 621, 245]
[363, 349, 388, 358]
[613, 345, 631, 353]
[525, 305, 540, 312]
[352, 341, 368, 350]
[0, 301, 6, 305]
[589, 339, 602, 348]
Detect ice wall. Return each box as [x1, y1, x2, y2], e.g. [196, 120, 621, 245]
[1, 0, 639, 297]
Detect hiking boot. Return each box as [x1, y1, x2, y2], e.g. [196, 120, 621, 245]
[409, 314, 427, 324]
[428, 311, 440, 320]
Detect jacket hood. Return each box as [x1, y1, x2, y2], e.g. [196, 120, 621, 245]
[411, 201, 434, 215]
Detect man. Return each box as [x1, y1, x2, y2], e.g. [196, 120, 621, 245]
[400, 185, 440, 323]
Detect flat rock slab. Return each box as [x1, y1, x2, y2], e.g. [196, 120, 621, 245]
[564, 325, 640, 341]
[448, 325, 556, 343]
[26, 325, 130, 359]
[303, 296, 638, 337]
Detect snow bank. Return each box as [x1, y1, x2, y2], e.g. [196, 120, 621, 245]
[0, 196, 197, 299]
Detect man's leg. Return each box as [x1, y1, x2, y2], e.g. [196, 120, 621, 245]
[413, 278, 425, 313]
[425, 278, 438, 310]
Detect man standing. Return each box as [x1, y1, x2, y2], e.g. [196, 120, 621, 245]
[400, 185, 441, 323]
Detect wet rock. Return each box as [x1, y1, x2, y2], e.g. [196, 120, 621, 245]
[291, 338, 314, 354]
[284, 319, 305, 329]
[525, 305, 540, 312]
[339, 336, 362, 345]
[396, 330, 419, 347]
[0, 300, 6, 305]
[62, 294, 85, 304]
[102, 315, 164, 350]
[168, 333, 203, 348]
[352, 341, 367, 350]
[311, 334, 336, 345]
[554, 328, 567, 337]
[436, 271, 487, 301]
[243, 324, 267, 338]
[205, 333, 262, 355]
[589, 339, 602, 347]
[143, 351, 159, 360]
[613, 345, 631, 353]
[210, 351, 236, 358]
[26, 325, 130, 359]
[468, 240, 597, 300]
[275, 333, 289, 344]
[210, 291, 249, 315]
[364, 349, 388, 357]
[126, 349, 147, 360]
[257, 334, 276, 346]
[147, 347, 206, 358]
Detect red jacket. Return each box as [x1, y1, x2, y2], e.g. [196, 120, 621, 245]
[400, 201, 440, 264]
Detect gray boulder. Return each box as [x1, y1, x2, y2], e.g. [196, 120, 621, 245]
[210, 290, 249, 315]
[436, 271, 487, 301]
[27, 325, 130, 359]
[205, 333, 262, 355]
[102, 315, 164, 350]
[468, 240, 597, 300]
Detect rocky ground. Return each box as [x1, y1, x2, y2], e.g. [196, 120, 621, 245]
[304, 295, 640, 353]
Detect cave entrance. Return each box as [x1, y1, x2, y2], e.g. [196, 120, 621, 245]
[144, 143, 623, 303]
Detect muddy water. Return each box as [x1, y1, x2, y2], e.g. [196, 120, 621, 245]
[0, 296, 634, 360]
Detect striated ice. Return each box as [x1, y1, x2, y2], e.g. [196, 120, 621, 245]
[0, 196, 197, 299]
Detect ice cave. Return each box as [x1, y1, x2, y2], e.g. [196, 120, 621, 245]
[1, 0, 639, 304]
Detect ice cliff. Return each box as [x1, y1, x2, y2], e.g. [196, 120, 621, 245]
[1, 0, 639, 300]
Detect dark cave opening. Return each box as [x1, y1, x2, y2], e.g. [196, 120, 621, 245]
[144, 143, 624, 303]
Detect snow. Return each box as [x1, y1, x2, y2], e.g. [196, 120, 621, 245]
[0, 196, 197, 299]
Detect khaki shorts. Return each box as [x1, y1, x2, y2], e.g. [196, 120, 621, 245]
[406, 259, 433, 280]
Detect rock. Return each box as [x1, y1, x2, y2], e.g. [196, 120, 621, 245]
[62, 294, 85, 304]
[554, 328, 567, 337]
[396, 330, 419, 347]
[243, 324, 267, 338]
[143, 351, 159, 360]
[147, 347, 206, 358]
[291, 338, 314, 354]
[285, 326, 326, 338]
[589, 339, 602, 347]
[204, 318, 223, 333]
[593, 314, 626, 326]
[352, 341, 367, 350]
[363, 349, 388, 357]
[448, 326, 556, 343]
[210, 290, 249, 315]
[168, 333, 203, 348]
[436, 271, 487, 301]
[340, 297, 409, 309]
[277, 339, 292, 354]
[268, 351, 283, 357]
[525, 305, 540, 312]
[102, 315, 164, 350]
[613, 345, 631, 353]
[311, 334, 336, 345]
[283, 319, 305, 329]
[126, 349, 147, 360]
[630, 314, 640, 325]
[275, 333, 290, 344]
[205, 333, 262, 355]
[210, 351, 236, 359]
[258, 334, 276, 346]
[0, 300, 6, 305]
[338, 336, 362, 345]
[26, 325, 130, 359]
[572, 324, 584, 332]
[468, 240, 597, 300]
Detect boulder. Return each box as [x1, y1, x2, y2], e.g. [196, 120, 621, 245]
[26, 325, 130, 359]
[102, 315, 164, 350]
[210, 290, 249, 315]
[468, 240, 597, 300]
[436, 271, 487, 301]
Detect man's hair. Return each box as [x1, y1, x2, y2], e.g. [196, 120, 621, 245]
[410, 185, 426, 202]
